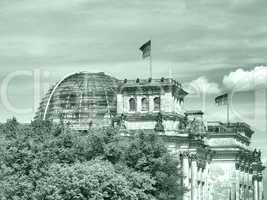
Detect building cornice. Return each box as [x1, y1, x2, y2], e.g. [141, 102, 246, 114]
[113, 112, 184, 122]
[207, 132, 250, 145]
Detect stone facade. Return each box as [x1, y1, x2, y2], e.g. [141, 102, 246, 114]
[207, 122, 264, 200]
[114, 78, 187, 134]
[112, 77, 265, 200]
[36, 73, 265, 200]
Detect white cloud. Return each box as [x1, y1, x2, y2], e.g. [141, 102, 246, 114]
[186, 76, 221, 94]
[223, 66, 267, 91]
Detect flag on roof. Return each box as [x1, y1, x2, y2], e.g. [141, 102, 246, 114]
[139, 40, 151, 59]
[215, 93, 228, 106]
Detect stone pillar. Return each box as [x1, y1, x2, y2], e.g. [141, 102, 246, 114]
[149, 96, 154, 112]
[123, 96, 129, 112]
[196, 182, 200, 200]
[244, 169, 249, 200]
[239, 184, 244, 200]
[183, 154, 190, 200]
[161, 92, 172, 112]
[203, 166, 208, 200]
[258, 177, 263, 200]
[203, 182, 205, 200]
[239, 167, 244, 200]
[136, 96, 142, 112]
[191, 157, 198, 200]
[117, 94, 123, 113]
[197, 167, 200, 200]
[249, 170, 253, 200]
[249, 186, 253, 200]
[200, 183, 203, 200]
[235, 167, 240, 200]
[246, 166, 251, 200]
[253, 176, 258, 200]
[201, 182, 204, 200]
[201, 168, 205, 200]
[244, 185, 248, 200]
[207, 163, 211, 200]
[229, 182, 235, 200]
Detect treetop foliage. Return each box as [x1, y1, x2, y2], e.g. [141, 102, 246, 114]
[0, 118, 184, 200]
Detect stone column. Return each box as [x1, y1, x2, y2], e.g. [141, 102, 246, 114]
[258, 176, 263, 200]
[203, 166, 208, 200]
[253, 176, 258, 200]
[244, 185, 248, 200]
[183, 154, 190, 200]
[246, 166, 251, 200]
[196, 182, 199, 200]
[249, 170, 253, 200]
[235, 167, 240, 200]
[201, 168, 205, 200]
[191, 156, 198, 200]
[136, 96, 142, 112]
[197, 167, 200, 200]
[244, 168, 249, 200]
[249, 186, 253, 200]
[234, 187, 237, 200]
[201, 182, 204, 200]
[207, 163, 211, 200]
[149, 96, 154, 112]
[117, 94, 123, 113]
[123, 96, 129, 112]
[239, 167, 244, 200]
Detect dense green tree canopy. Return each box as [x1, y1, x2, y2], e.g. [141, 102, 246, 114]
[0, 118, 184, 200]
[34, 160, 155, 200]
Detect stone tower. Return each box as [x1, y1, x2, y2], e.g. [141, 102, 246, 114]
[114, 77, 187, 134]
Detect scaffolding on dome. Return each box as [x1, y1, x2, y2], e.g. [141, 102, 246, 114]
[35, 72, 119, 130]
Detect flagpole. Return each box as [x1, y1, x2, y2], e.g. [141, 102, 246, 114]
[139, 39, 152, 78]
[227, 94, 230, 126]
[149, 40, 152, 78]
[215, 93, 230, 126]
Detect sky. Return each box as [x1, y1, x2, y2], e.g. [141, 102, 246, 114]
[0, 0, 267, 194]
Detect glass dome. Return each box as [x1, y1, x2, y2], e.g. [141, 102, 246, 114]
[36, 72, 119, 130]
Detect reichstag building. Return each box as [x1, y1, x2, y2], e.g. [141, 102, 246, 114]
[35, 72, 265, 200]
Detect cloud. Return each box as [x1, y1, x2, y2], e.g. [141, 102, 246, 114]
[186, 76, 221, 94]
[2, 0, 267, 123]
[223, 66, 267, 91]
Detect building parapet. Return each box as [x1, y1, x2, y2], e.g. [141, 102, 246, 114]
[119, 77, 182, 87]
[118, 77, 188, 102]
[207, 121, 254, 138]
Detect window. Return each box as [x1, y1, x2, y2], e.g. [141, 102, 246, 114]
[141, 97, 149, 111]
[69, 93, 77, 108]
[153, 97, 160, 111]
[129, 98, 136, 111]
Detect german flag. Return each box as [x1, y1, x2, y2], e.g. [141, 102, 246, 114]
[215, 93, 228, 106]
[139, 40, 151, 59]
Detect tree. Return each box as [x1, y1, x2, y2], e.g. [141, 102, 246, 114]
[33, 159, 155, 200]
[1, 117, 19, 138]
[0, 119, 184, 200]
[106, 132, 184, 200]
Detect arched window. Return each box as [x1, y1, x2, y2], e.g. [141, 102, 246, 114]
[141, 97, 149, 111]
[153, 97, 160, 111]
[129, 98, 136, 111]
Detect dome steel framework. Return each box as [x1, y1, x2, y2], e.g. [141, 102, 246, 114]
[35, 72, 119, 129]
